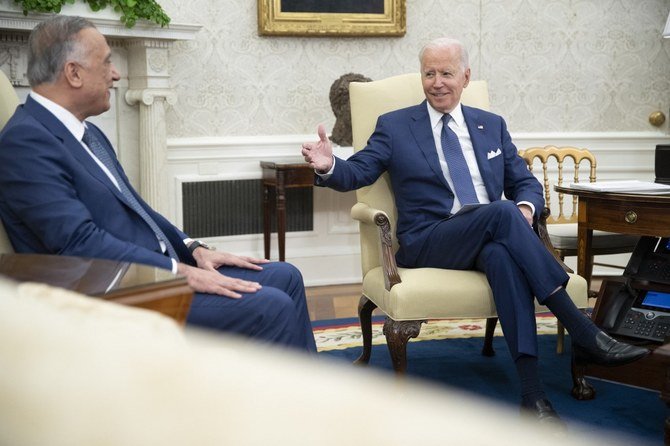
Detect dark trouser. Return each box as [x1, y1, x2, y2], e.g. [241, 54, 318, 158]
[414, 201, 569, 358]
[186, 261, 317, 352]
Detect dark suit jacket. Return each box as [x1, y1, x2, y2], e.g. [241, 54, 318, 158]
[318, 101, 543, 267]
[0, 96, 193, 270]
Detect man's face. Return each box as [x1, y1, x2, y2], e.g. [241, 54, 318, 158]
[73, 28, 120, 118]
[421, 45, 471, 114]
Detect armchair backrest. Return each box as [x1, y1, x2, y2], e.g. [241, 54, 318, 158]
[349, 73, 489, 275]
[0, 69, 19, 254]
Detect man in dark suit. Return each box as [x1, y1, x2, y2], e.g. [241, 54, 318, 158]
[0, 16, 315, 352]
[302, 37, 647, 422]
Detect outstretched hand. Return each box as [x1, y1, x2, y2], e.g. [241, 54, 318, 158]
[301, 124, 334, 173]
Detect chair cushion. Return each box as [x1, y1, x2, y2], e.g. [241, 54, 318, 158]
[548, 223, 640, 250]
[362, 267, 588, 321]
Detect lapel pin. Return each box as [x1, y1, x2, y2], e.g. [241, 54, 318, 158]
[477, 125, 484, 130]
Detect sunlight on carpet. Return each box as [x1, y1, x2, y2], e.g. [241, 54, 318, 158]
[315, 315, 558, 352]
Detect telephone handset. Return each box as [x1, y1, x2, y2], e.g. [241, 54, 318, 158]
[601, 284, 636, 331]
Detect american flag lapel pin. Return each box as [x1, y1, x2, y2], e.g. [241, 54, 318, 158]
[477, 124, 484, 130]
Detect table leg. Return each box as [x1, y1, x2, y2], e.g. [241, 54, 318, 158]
[263, 185, 271, 260]
[276, 173, 287, 262]
[577, 201, 594, 288]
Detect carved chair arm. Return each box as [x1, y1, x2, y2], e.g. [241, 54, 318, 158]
[351, 202, 402, 291]
[537, 206, 574, 273]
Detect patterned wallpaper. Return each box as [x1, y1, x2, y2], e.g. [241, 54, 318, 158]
[160, 0, 670, 137]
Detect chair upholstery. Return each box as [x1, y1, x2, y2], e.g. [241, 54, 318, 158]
[349, 73, 588, 372]
[0, 69, 18, 254]
[518, 146, 639, 291]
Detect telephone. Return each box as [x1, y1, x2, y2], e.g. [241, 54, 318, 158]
[599, 236, 670, 343]
[623, 236, 670, 284]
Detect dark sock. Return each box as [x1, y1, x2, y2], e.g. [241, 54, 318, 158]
[543, 288, 601, 349]
[515, 354, 546, 407]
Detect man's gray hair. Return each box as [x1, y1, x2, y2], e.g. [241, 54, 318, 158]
[27, 15, 96, 87]
[419, 37, 470, 70]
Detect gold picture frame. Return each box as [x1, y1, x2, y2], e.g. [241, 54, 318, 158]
[258, 0, 406, 37]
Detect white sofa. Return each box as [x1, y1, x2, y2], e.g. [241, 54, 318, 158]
[0, 275, 625, 446]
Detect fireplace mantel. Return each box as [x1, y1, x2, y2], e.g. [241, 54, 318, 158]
[0, 2, 201, 215]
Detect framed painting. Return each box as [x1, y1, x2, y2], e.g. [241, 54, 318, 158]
[258, 0, 406, 37]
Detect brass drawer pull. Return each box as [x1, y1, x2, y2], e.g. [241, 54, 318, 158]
[624, 211, 638, 224]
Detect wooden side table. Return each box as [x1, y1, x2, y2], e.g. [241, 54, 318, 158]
[260, 161, 314, 261]
[0, 253, 193, 325]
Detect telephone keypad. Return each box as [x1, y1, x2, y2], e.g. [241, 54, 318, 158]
[613, 309, 670, 342]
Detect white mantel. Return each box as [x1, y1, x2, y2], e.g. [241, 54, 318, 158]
[0, 1, 201, 214]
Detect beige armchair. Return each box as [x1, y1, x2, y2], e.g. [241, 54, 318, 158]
[349, 73, 588, 373]
[0, 69, 18, 254]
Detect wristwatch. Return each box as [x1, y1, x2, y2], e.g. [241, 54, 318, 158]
[188, 240, 212, 254]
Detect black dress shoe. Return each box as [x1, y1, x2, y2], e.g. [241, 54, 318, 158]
[573, 331, 650, 366]
[521, 399, 565, 429]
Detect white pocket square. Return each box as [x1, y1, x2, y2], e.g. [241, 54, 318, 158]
[487, 148, 502, 160]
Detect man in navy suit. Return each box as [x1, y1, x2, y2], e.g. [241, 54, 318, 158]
[0, 16, 315, 352]
[302, 37, 647, 423]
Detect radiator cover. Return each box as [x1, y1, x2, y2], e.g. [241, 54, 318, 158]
[182, 179, 313, 238]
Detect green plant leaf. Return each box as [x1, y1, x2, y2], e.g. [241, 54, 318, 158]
[14, 0, 170, 27]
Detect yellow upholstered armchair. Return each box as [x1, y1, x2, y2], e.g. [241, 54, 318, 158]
[349, 73, 588, 372]
[0, 69, 18, 254]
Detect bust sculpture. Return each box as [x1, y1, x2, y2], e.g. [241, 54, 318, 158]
[329, 73, 372, 147]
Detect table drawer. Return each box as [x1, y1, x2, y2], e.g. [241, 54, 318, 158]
[586, 200, 670, 236]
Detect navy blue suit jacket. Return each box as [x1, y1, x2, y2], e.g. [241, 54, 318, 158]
[0, 96, 193, 270]
[319, 101, 543, 267]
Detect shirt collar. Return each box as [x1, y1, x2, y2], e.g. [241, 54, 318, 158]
[427, 102, 465, 131]
[29, 91, 87, 141]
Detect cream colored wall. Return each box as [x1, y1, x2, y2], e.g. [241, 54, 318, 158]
[161, 0, 670, 137]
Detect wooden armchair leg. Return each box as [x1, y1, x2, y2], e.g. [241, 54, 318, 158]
[383, 318, 423, 374]
[354, 295, 377, 365]
[482, 317, 497, 357]
[556, 320, 565, 354]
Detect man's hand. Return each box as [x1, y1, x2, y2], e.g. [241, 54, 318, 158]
[301, 124, 334, 173]
[517, 203, 533, 226]
[192, 247, 268, 272]
[177, 263, 261, 298]
[177, 248, 270, 298]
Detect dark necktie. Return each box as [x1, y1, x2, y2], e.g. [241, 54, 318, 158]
[441, 114, 479, 205]
[81, 128, 179, 260]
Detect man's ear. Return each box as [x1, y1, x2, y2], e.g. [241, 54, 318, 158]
[63, 61, 83, 88]
[463, 67, 471, 88]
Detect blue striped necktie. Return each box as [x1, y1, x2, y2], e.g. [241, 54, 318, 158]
[81, 128, 179, 260]
[441, 114, 479, 205]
